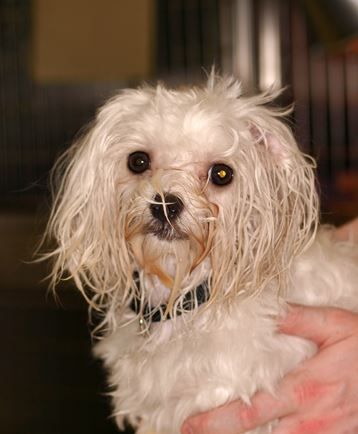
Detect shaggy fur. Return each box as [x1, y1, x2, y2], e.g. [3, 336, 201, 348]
[44, 74, 358, 434]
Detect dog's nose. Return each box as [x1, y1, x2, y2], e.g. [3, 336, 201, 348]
[150, 194, 183, 223]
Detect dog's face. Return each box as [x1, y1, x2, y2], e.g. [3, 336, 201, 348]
[47, 76, 318, 329]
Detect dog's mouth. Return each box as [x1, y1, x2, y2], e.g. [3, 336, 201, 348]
[144, 221, 188, 241]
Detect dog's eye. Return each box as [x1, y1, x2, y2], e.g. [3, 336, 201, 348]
[127, 151, 150, 174]
[210, 163, 234, 186]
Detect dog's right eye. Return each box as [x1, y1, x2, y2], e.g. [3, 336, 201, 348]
[127, 151, 150, 174]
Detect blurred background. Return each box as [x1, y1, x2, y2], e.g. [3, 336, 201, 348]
[1, 1, 357, 433]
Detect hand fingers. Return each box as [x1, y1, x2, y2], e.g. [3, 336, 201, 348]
[279, 305, 358, 347]
[181, 370, 342, 434]
[182, 381, 298, 434]
[271, 413, 336, 434]
[271, 404, 358, 434]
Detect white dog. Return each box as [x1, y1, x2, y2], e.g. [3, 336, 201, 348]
[45, 74, 358, 434]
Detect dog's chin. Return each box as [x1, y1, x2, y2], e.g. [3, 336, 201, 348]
[144, 222, 188, 242]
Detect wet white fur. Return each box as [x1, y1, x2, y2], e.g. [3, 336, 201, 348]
[46, 75, 358, 434]
[95, 231, 358, 434]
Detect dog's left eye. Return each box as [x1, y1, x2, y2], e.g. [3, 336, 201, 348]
[210, 163, 234, 186]
[127, 151, 150, 174]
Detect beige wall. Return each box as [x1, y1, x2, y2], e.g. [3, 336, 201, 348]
[32, 0, 155, 83]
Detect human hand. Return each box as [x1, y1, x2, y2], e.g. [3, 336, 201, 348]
[334, 217, 358, 242]
[181, 304, 358, 434]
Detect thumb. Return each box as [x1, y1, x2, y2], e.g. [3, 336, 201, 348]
[279, 304, 357, 347]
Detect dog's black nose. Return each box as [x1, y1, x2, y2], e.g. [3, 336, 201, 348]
[150, 193, 184, 223]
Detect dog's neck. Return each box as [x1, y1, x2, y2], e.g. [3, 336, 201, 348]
[130, 279, 210, 323]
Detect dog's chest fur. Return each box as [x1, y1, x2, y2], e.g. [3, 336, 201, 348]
[95, 230, 358, 434]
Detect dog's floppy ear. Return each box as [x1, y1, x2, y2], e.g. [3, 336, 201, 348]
[43, 88, 153, 317]
[211, 110, 319, 299]
[249, 124, 292, 163]
[261, 132, 289, 161]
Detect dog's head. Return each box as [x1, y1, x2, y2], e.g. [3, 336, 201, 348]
[46, 75, 318, 330]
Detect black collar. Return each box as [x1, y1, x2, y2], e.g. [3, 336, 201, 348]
[129, 277, 210, 323]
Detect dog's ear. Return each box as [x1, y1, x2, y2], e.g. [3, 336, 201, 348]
[262, 132, 289, 161]
[213, 114, 319, 298]
[43, 89, 150, 314]
[249, 124, 291, 163]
